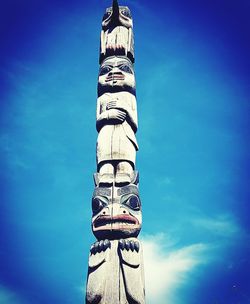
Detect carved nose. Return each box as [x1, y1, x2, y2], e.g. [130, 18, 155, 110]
[111, 0, 119, 23]
[121, 208, 129, 215]
[107, 71, 123, 77]
[100, 207, 110, 216]
[112, 203, 128, 216]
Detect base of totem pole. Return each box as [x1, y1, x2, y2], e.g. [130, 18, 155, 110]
[86, 238, 145, 304]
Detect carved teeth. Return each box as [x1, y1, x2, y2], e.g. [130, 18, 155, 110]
[95, 220, 135, 227]
[94, 215, 137, 228]
[113, 221, 134, 225]
[105, 75, 125, 82]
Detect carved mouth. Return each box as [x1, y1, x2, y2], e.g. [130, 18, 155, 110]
[105, 75, 125, 82]
[93, 214, 138, 231]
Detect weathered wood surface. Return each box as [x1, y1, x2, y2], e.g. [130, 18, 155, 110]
[86, 239, 145, 304]
[98, 56, 136, 97]
[86, 0, 145, 303]
[96, 92, 138, 185]
[91, 182, 142, 240]
[100, 0, 134, 64]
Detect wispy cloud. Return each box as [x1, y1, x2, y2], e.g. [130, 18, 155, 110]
[0, 285, 27, 304]
[190, 214, 240, 238]
[142, 234, 210, 304]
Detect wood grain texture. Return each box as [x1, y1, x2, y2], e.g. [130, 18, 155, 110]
[86, 239, 145, 304]
[96, 92, 138, 169]
[100, 3, 134, 63]
[86, 1, 145, 303]
[98, 56, 136, 97]
[100, 27, 134, 62]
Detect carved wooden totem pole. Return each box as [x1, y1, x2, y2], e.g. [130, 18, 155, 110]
[86, 1, 145, 303]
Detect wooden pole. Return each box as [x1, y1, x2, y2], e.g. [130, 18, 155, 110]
[86, 1, 145, 302]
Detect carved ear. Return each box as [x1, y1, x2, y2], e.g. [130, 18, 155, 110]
[88, 250, 107, 269]
[93, 173, 100, 187]
[131, 170, 139, 185]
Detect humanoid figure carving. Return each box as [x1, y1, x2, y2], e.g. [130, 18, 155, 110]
[96, 92, 138, 186]
[100, 0, 134, 64]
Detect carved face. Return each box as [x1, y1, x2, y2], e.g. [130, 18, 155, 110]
[102, 3, 133, 30]
[92, 185, 142, 240]
[98, 56, 135, 96]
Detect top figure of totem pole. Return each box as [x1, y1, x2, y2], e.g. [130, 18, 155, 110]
[86, 1, 145, 303]
[99, 0, 134, 64]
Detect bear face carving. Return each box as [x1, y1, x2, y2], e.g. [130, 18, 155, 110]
[91, 184, 142, 240]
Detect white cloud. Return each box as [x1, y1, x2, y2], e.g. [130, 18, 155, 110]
[190, 214, 241, 238]
[142, 234, 209, 304]
[140, 214, 244, 303]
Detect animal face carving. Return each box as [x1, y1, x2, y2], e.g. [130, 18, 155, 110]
[102, 1, 133, 30]
[99, 1, 134, 64]
[92, 185, 142, 240]
[98, 56, 135, 96]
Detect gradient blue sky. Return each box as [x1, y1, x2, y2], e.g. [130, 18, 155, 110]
[0, 0, 250, 303]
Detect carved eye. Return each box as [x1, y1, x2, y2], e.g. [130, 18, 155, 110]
[102, 11, 111, 21]
[92, 197, 107, 214]
[121, 9, 131, 18]
[119, 64, 133, 74]
[99, 66, 112, 76]
[123, 195, 141, 211]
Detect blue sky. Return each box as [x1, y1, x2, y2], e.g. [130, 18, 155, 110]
[0, 0, 250, 303]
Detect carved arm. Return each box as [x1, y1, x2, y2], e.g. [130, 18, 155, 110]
[106, 99, 138, 133]
[96, 98, 126, 132]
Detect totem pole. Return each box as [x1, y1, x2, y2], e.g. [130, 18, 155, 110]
[86, 1, 145, 303]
